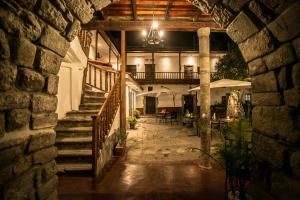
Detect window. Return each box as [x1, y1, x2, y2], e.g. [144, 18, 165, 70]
[245, 93, 251, 101]
[148, 86, 153, 91]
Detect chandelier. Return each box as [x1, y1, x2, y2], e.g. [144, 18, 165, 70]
[142, 0, 164, 46]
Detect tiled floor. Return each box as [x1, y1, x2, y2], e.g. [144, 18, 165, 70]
[58, 117, 225, 200]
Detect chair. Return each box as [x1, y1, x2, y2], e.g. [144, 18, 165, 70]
[166, 111, 178, 125]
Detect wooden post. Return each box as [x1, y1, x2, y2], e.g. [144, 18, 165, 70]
[179, 51, 181, 79]
[120, 30, 126, 131]
[197, 27, 211, 169]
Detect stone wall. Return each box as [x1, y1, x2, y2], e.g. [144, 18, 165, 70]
[187, 0, 300, 199]
[0, 0, 108, 199]
[0, 0, 299, 199]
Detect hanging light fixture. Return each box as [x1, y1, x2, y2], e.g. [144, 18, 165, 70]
[142, 0, 164, 46]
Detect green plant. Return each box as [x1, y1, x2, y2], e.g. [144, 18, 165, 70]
[184, 110, 194, 119]
[118, 128, 127, 147]
[127, 116, 137, 126]
[213, 119, 251, 199]
[133, 110, 141, 119]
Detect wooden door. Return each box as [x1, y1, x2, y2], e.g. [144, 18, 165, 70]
[126, 65, 137, 76]
[183, 95, 194, 114]
[145, 64, 155, 80]
[145, 96, 156, 114]
[184, 65, 193, 79]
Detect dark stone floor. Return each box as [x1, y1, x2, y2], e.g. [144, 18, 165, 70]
[58, 160, 225, 200]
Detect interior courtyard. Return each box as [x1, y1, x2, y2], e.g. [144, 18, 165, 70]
[0, 0, 300, 200]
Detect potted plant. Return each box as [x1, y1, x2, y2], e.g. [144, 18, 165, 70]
[133, 109, 141, 119]
[114, 128, 127, 157]
[183, 110, 194, 128]
[213, 119, 252, 200]
[127, 116, 137, 129]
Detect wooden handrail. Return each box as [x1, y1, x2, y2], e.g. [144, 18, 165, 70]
[132, 72, 200, 80]
[92, 74, 120, 177]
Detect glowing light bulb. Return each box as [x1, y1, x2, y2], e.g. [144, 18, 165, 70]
[142, 30, 147, 36]
[152, 21, 158, 29]
[159, 31, 164, 37]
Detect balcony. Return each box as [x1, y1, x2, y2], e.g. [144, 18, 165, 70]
[131, 72, 200, 84]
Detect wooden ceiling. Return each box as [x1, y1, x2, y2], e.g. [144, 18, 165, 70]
[101, 0, 210, 22]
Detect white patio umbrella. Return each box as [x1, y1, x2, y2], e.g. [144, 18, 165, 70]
[188, 79, 251, 92]
[137, 87, 172, 97]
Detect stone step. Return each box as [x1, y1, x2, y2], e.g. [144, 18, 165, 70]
[57, 163, 92, 175]
[84, 85, 93, 91]
[56, 136, 92, 149]
[82, 96, 106, 103]
[84, 90, 105, 97]
[56, 149, 92, 163]
[55, 127, 93, 137]
[79, 103, 103, 110]
[66, 110, 98, 118]
[56, 117, 92, 127]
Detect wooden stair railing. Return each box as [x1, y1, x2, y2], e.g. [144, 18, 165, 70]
[78, 30, 92, 56]
[91, 74, 120, 177]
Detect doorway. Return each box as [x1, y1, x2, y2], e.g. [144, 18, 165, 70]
[145, 96, 156, 114]
[184, 65, 193, 79]
[183, 94, 194, 114]
[145, 64, 155, 80]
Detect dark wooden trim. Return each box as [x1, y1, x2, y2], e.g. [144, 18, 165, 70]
[83, 20, 224, 32]
[165, 0, 173, 20]
[131, 0, 137, 20]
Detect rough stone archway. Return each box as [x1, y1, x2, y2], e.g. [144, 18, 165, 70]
[0, 0, 299, 199]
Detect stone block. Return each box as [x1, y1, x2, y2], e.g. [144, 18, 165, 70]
[267, 1, 300, 42]
[284, 88, 300, 107]
[292, 37, 300, 59]
[32, 94, 57, 113]
[0, 29, 10, 59]
[249, 0, 273, 24]
[0, 166, 13, 186]
[66, 19, 81, 41]
[252, 92, 281, 106]
[41, 160, 57, 183]
[227, 11, 259, 44]
[239, 28, 275, 62]
[263, 43, 296, 70]
[252, 71, 278, 92]
[35, 48, 62, 75]
[47, 190, 58, 200]
[31, 112, 58, 130]
[33, 146, 57, 164]
[65, 0, 94, 23]
[38, 0, 68, 32]
[37, 175, 58, 200]
[0, 92, 30, 111]
[260, 0, 298, 14]
[271, 171, 300, 199]
[0, 7, 42, 41]
[222, 0, 249, 12]
[252, 106, 296, 140]
[12, 37, 36, 67]
[290, 150, 300, 178]
[252, 132, 285, 169]
[45, 75, 59, 95]
[0, 113, 5, 137]
[6, 109, 30, 131]
[14, 0, 37, 9]
[277, 67, 288, 90]
[292, 63, 300, 88]
[0, 145, 23, 170]
[90, 0, 111, 10]
[39, 26, 70, 57]
[18, 68, 45, 91]
[248, 58, 267, 76]
[12, 155, 32, 176]
[28, 130, 56, 152]
[0, 61, 17, 91]
[211, 3, 235, 28]
[3, 169, 35, 200]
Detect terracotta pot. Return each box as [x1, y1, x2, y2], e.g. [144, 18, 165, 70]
[129, 123, 135, 129]
[114, 146, 125, 156]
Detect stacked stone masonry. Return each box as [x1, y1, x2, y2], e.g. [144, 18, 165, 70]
[0, 0, 300, 199]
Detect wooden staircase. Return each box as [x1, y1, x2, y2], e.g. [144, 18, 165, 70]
[55, 86, 105, 175]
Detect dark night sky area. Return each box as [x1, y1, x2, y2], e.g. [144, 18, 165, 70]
[107, 31, 232, 52]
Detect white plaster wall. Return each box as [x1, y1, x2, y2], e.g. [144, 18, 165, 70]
[56, 37, 87, 119]
[89, 30, 96, 60]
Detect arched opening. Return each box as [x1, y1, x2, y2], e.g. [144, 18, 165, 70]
[0, 0, 299, 199]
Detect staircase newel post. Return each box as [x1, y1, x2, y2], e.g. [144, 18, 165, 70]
[91, 115, 98, 177]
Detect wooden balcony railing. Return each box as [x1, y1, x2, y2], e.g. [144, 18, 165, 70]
[91, 75, 120, 177]
[132, 72, 200, 84]
[85, 62, 118, 92]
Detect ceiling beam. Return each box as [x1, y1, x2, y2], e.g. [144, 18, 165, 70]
[131, 0, 137, 20]
[82, 20, 225, 32]
[165, 0, 173, 20]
